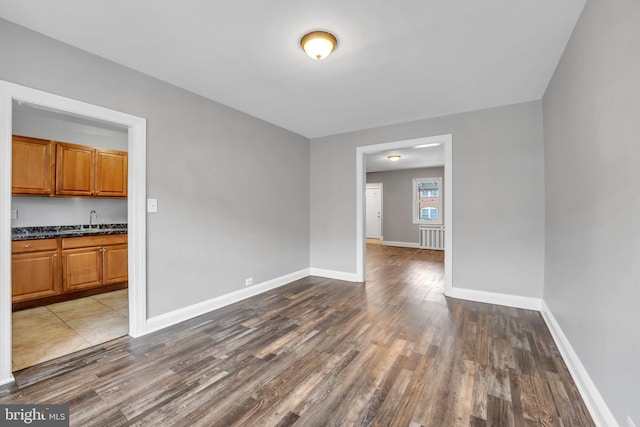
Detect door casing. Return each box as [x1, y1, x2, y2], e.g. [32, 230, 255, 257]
[355, 134, 452, 288]
[0, 80, 147, 385]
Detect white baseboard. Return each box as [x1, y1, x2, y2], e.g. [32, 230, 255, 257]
[0, 375, 15, 387]
[144, 268, 310, 335]
[445, 287, 542, 311]
[381, 240, 420, 249]
[540, 301, 619, 427]
[309, 268, 360, 282]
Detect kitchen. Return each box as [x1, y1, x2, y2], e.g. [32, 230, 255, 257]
[10, 102, 129, 371]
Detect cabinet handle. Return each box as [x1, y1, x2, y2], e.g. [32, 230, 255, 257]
[53, 253, 58, 257]
[24, 244, 30, 248]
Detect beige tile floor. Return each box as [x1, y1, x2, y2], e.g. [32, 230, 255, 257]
[12, 289, 129, 371]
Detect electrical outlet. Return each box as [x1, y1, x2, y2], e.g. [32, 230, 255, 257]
[245, 277, 254, 287]
[628, 416, 638, 427]
[10, 210, 18, 220]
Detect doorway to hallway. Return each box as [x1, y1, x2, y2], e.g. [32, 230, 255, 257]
[355, 134, 452, 291]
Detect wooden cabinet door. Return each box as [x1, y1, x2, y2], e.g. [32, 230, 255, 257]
[62, 247, 102, 291]
[95, 149, 128, 197]
[103, 244, 128, 285]
[12, 135, 55, 195]
[12, 251, 59, 302]
[56, 142, 95, 196]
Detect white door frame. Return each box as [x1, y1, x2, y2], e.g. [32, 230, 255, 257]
[0, 80, 147, 385]
[355, 133, 453, 293]
[365, 183, 383, 240]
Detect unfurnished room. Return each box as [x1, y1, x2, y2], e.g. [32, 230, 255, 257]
[0, 0, 638, 426]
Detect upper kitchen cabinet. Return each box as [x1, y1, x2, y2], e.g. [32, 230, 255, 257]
[12, 135, 55, 195]
[12, 136, 128, 198]
[55, 141, 128, 198]
[55, 142, 95, 196]
[95, 149, 128, 197]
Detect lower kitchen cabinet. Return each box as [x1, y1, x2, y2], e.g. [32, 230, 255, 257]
[61, 234, 128, 293]
[103, 245, 128, 285]
[11, 239, 60, 303]
[61, 247, 103, 292]
[11, 234, 128, 307]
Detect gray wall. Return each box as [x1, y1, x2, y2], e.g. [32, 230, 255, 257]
[366, 167, 444, 244]
[12, 106, 128, 227]
[542, 0, 640, 424]
[311, 101, 545, 297]
[0, 19, 310, 317]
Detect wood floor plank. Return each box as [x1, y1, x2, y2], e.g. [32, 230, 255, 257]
[1, 244, 594, 426]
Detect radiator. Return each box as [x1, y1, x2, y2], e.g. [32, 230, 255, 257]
[419, 225, 445, 250]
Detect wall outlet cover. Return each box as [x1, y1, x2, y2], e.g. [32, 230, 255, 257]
[245, 277, 254, 287]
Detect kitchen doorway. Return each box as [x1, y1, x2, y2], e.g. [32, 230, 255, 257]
[11, 104, 130, 370]
[0, 80, 147, 385]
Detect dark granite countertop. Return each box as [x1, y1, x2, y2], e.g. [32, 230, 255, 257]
[12, 224, 128, 241]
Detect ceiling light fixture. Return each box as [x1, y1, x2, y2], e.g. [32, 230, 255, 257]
[300, 31, 337, 60]
[387, 155, 401, 161]
[414, 142, 442, 148]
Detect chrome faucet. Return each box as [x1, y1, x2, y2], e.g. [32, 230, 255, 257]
[89, 210, 97, 227]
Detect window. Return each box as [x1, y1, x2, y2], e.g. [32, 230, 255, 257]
[421, 207, 438, 221]
[413, 177, 442, 224]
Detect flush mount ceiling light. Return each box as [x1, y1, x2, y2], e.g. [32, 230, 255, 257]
[387, 155, 401, 161]
[300, 31, 337, 60]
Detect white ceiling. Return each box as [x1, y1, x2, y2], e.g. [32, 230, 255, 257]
[366, 145, 444, 173]
[0, 0, 585, 139]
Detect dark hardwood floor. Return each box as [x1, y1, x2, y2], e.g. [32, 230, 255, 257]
[1, 244, 593, 426]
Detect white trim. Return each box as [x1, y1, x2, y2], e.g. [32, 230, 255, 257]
[446, 287, 542, 311]
[356, 134, 453, 291]
[309, 268, 360, 282]
[443, 138, 452, 295]
[145, 269, 310, 334]
[127, 122, 147, 338]
[540, 301, 619, 427]
[381, 241, 420, 249]
[0, 80, 147, 383]
[0, 85, 13, 386]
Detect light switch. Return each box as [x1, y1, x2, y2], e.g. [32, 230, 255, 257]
[10, 210, 18, 220]
[147, 198, 158, 213]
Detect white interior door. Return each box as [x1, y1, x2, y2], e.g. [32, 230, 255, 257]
[366, 184, 382, 239]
